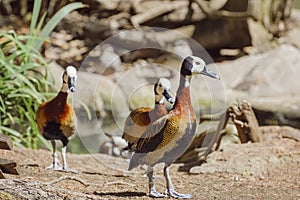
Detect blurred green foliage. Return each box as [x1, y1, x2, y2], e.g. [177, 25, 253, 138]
[0, 0, 85, 149]
[295, 0, 300, 8]
[0, 30, 51, 149]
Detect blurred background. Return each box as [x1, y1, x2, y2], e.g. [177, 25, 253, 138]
[1, 0, 300, 154]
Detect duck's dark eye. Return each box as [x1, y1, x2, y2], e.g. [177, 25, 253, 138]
[159, 84, 162, 87]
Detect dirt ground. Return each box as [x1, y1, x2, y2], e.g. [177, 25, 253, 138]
[0, 127, 299, 200]
[1, 4, 300, 199]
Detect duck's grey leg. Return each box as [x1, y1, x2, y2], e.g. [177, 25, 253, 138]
[61, 145, 78, 173]
[164, 164, 192, 199]
[147, 166, 167, 198]
[46, 140, 62, 170]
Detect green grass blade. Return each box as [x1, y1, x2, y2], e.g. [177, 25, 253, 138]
[0, 48, 5, 59]
[29, 0, 42, 36]
[27, 0, 43, 49]
[34, 2, 86, 50]
[0, 126, 22, 138]
[0, 96, 5, 112]
[36, 11, 47, 34]
[6, 113, 16, 124]
[7, 93, 31, 99]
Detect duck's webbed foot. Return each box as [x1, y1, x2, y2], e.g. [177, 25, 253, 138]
[62, 166, 78, 173]
[46, 162, 63, 171]
[165, 189, 192, 199]
[149, 188, 168, 198]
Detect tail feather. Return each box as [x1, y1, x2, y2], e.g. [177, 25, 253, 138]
[128, 152, 144, 170]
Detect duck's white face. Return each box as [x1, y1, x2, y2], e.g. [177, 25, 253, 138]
[66, 66, 77, 78]
[156, 78, 171, 94]
[64, 66, 77, 93]
[189, 56, 206, 74]
[183, 56, 220, 79]
[155, 78, 174, 104]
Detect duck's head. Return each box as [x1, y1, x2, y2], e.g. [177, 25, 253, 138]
[62, 66, 77, 93]
[154, 78, 174, 104]
[181, 56, 220, 79]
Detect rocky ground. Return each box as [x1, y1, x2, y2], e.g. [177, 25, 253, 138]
[1, 3, 300, 200]
[0, 126, 299, 200]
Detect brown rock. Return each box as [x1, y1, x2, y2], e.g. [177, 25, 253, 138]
[260, 125, 300, 142]
[0, 169, 4, 179]
[0, 135, 13, 150]
[0, 158, 19, 175]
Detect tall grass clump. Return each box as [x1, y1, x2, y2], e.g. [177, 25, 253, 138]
[0, 0, 85, 149]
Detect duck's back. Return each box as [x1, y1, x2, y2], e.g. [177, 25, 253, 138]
[129, 107, 197, 169]
[123, 103, 169, 151]
[122, 107, 151, 149]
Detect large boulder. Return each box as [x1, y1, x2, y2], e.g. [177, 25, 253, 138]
[216, 44, 300, 98]
[214, 44, 300, 128]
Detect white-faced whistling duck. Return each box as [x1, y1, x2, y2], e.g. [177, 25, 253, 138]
[122, 78, 174, 151]
[36, 66, 77, 173]
[128, 56, 220, 198]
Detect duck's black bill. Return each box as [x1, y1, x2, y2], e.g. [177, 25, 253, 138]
[68, 77, 76, 92]
[163, 90, 174, 104]
[201, 67, 220, 80]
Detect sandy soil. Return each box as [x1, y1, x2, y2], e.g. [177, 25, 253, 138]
[0, 128, 299, 200]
